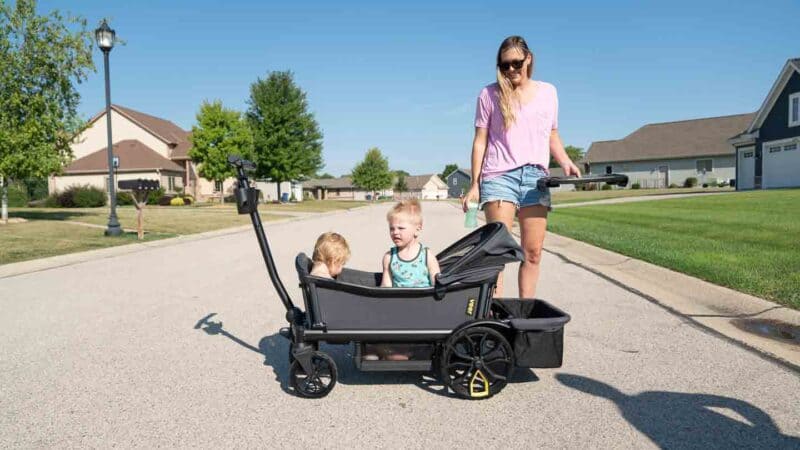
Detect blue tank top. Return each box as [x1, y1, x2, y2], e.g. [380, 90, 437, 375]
[390, 244, 431, 288]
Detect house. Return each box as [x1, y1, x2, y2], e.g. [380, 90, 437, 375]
[400, 174, 448, 200]
[584, 113, 754, 188]
[446, 169, 471, 198]
[729, 58, 800, 190]
[302, 177, 393, 200]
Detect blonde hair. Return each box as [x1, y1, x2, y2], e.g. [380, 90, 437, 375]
[495, 35, 534, 129]
[312, 232, 351, 266]
[387, 199, 423, 226]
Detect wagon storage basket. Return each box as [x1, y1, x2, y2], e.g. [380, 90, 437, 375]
[491, 299, 571, 368]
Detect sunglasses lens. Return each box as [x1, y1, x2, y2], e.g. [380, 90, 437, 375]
[499, 59, 525, 71]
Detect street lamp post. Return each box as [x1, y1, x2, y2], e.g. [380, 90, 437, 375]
[96, 20, 122, 236]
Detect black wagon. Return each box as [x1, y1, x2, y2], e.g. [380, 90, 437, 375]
[227, 155, 627, 399]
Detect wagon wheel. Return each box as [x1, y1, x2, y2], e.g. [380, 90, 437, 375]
[440, 326, 514, 399]
[289, 351, 337, 399]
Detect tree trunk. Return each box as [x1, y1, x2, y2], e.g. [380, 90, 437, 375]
[1, 176, 7, 224]
[277, 182, 282, 203]
[219, 180, 224, 205]
[137, 206, 144, 240]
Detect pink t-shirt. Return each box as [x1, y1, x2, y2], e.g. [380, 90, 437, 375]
[474, 81, 559, 180]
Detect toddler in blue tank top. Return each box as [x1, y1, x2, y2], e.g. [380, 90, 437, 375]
[380, 199, 441, 288]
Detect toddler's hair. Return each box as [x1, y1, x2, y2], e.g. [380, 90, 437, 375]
[387, 199, 423, 226]
[312, 232, 351, 266]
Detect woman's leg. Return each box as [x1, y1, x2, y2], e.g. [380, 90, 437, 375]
[483, 200, 517, 296]
[517, 205, 548, 298]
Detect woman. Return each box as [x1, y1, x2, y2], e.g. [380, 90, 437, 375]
[461, 36, 580, 298]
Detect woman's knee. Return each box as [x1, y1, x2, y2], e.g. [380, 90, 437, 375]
[522, 245, 543, 265]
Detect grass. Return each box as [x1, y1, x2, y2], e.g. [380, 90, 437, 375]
[1, 204, 290, 265]
[547, 189, 800, 309]
[0, 220, 175, 265]
[551, 187, 733, 205]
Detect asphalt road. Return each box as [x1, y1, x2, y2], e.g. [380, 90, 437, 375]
[2, 202, 798, 448]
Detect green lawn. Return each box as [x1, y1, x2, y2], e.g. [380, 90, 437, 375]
[1, 205, 287, 265]
[547, 189, 800, 309]
[552, 187, 734, 205]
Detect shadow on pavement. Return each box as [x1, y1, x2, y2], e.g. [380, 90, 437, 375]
[195, 313, 539, 399]
[556, 373, 800, 448]
[10, 210, 93, 221]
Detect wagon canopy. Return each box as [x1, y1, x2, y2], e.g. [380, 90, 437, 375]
[435, 222, 524, 287]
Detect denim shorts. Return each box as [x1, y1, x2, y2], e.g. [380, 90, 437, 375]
[480, 164, 552, 210]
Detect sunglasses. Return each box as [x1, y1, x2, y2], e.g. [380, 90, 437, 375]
[498, 58, 526, 72]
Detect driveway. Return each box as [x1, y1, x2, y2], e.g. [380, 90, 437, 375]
[1, 201, 798, 448]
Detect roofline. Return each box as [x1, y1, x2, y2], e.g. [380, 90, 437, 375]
[746, 59, 800, 133]
[63, 168, 186, 175]
[586, 152, 735, 164]
[85, 105, 180, 146]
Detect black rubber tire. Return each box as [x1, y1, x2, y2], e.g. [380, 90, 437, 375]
[440, 326, 514, 399]
[289, 351, 337, 399]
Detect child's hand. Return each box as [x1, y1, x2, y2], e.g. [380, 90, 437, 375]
[462, 184, 479, 212]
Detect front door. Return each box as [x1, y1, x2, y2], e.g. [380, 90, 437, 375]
[657, 166, 669, 188]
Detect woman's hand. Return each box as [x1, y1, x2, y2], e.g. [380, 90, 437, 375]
[462, 184, 480, 212]
[561, 160, 582, 177]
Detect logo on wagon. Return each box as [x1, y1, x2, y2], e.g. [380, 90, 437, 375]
[466, 298, 476, 316]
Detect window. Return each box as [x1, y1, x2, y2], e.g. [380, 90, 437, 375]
[790, 92, 800, 127]
[605, 165, 612, 174]
[168, 176, 175, 191]
[784, 143, 797, 151]
[214, 180, 223, 192]
[768, 146, 781, 153]
[696, 159, 712, 173]
[743, 152, 754, 158]
[452, 178, 458, 186]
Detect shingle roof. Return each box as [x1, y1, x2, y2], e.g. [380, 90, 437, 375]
[303, 176, 355, 189]
[64, 140, 185, 174]
[405, 174, 446, 190]
[88, 105, 193, 160]
[585, 113, 755, 163]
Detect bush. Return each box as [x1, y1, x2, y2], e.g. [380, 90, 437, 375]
[117, 191, 134, 206]
[157, 195, 175, 206]
[170, 197, 185, 206]
[44, 194, 60, 207]
[71, 185, 107, 207]
[147, 187, 165, 205]
[181, 195, 194, 205]
[683, 177, 698, 188]
[6, 183, 29, 207]
[708, 179, 719, 188]
[631, 182, 641, 190]
[601, 184, 613, 190]
[668, 183, 679, 189]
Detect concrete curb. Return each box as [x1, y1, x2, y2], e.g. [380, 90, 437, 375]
[0, 205, 372, 280]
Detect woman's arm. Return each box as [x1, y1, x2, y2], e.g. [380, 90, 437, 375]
[462, 126, 488, 211]
[427, 249, 441, 286]
[380, 252, 393, 287]
[549, 129, 581, 177]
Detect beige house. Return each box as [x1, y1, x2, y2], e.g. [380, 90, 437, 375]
[399, 174, 448, 200]
[585, 113, 754, 188]
[51, 104, 236, 201]
[303, 176, 393, 200]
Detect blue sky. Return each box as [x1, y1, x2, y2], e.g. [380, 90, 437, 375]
[44, 0, 800, 176]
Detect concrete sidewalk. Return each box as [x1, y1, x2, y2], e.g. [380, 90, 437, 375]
[553, 191, 735, 208]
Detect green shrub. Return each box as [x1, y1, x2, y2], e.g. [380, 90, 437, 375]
[117, 191, 135, 206]
[6, 183, 29, 207]
[181, 195, 194, 205]
[71, 185, 107, 207]
[631, 182, 641, 190]
[668, 183, 679, 189]
[601, 184, 613, 190]
[684, 177, 698, 188]
[147, 187, 165, 205]
[44, 194, 60, 207]
[709, 179, 719, 187]
[170, 197, 185, 206]
[157, 195, 175, 206]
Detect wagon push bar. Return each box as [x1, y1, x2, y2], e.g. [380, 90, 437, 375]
[227, 155, 298, 316]
[537, 173, 628, 190]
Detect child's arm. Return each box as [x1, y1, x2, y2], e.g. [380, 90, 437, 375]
[427, 249, 441, 286]
[380, 252, 393, 287]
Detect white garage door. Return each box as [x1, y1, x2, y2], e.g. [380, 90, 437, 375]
[763, 140, 800, 189]
[737, 146, 755, 190]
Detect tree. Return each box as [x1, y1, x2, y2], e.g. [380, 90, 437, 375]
[0, 0, 94, 222]
[394, 169, 410, 177]
[351, 148, 392, 200]
[394, 173, 408, 193]
[551, 145, 585, 168]
[316, 172, 335, 179]
[439, 164, 459, 181]
[189, 100, 253, 204]
[246, 71, 323, 200]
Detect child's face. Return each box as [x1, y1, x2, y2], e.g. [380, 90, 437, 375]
[388, 215, 421, 248]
